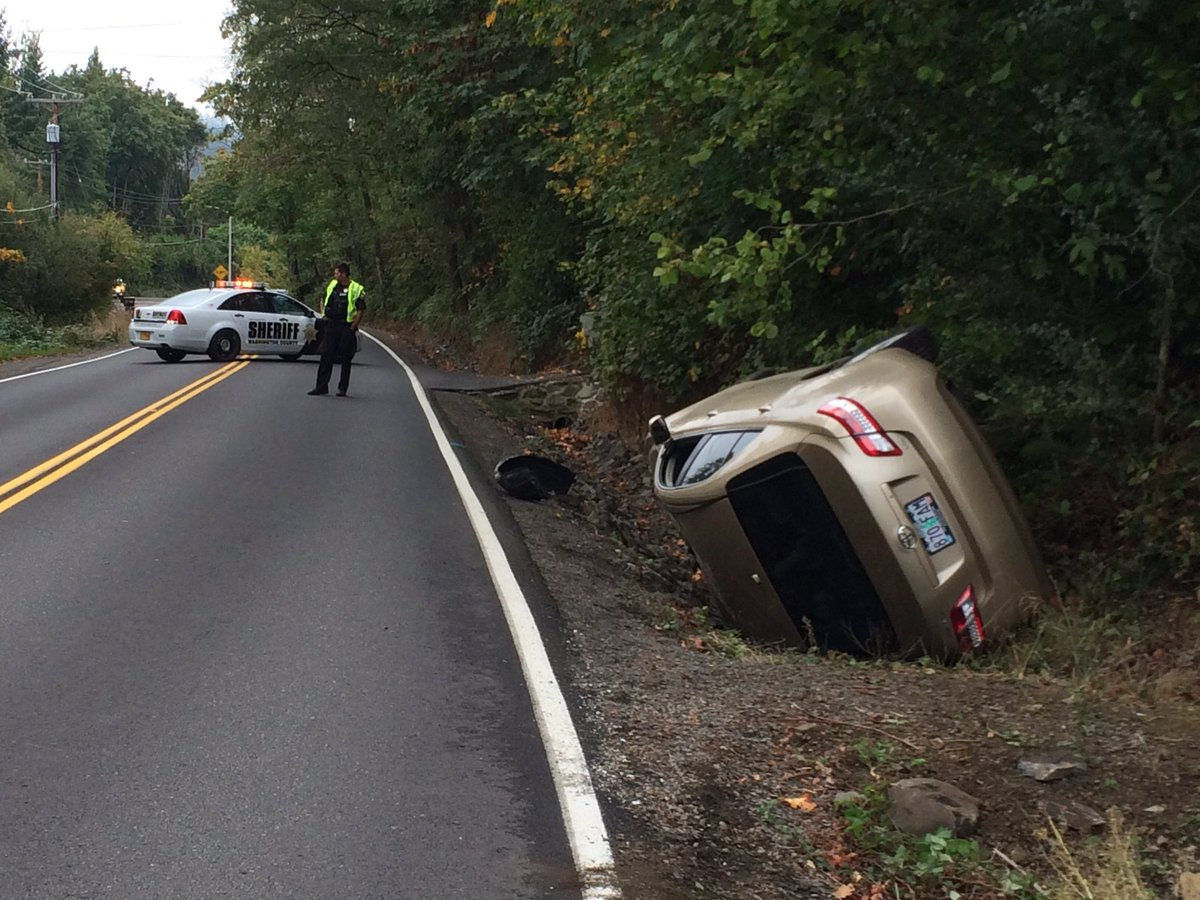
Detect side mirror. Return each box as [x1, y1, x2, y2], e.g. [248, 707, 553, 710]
[648, 415, 671, 446]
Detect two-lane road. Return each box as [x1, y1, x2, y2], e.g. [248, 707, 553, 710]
[0, 340, 616, 898]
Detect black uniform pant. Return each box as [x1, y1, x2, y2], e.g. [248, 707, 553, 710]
[314, 323, 356, 392]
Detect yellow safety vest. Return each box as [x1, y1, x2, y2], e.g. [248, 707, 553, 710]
[323, 279, 364, 323]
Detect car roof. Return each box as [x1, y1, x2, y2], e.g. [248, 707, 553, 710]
[145, 287, 305, 309]
[155, 289, 241, 308]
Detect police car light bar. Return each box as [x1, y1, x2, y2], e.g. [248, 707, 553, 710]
[213, 279, 266, 289]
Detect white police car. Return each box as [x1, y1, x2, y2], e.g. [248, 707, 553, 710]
[129, 280, 327, 362]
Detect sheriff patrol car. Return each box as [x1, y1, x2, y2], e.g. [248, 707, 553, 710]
[128, 280, 346, 363]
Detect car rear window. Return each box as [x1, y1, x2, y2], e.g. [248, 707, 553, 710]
[727, 453, 896, 655]
[163, 290, 221, 308]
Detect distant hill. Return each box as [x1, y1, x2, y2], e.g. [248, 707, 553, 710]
[191, 117, 237, 179]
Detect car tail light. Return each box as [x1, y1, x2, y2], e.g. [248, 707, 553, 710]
[165, 309, 187, 325]
[817, 397, 902, 456]
[950, 586, 986, 651]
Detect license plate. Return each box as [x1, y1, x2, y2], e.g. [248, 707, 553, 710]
[138, 331, 151, 340]
[904, 492, 956, 554]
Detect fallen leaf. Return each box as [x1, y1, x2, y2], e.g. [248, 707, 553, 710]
[833, 885, 854, 899]
[825, 848, 858, 868]
[782, 793, 817, 812]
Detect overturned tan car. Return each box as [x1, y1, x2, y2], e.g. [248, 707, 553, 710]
[649, 328, 1052, 660]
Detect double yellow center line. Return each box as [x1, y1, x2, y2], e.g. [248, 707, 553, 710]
[0, 359, 251, 516]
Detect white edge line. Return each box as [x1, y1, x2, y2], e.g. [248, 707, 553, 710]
[0, 347, 138, 385]
[367, 332, 622, 900]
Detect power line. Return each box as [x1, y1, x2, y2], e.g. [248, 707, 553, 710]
[11, 75, 46, 95]
[4, 202, 55, 213]
[32, 73, 83, 98]
[20, 22, 184, 32]
[140, 237, 209, 246]
[103, 184, 192, 203]
[15, 76, 83, 103]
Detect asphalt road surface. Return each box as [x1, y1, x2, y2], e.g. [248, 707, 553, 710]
[0, 340, 604, 899]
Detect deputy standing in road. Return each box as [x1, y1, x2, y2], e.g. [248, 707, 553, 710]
[308, 262, 365, 397]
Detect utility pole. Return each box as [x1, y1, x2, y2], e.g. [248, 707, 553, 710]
[46, 112, 59, 220]
[28, 96, 84, 221]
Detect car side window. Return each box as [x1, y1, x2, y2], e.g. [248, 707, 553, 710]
[243, 293, 273, 313]
[677, 431, 760, 486]
[217, 293, 267, 312]
[270, 294, 310, 316]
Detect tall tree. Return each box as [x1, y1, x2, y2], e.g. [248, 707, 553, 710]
[213, 0, 579, 354]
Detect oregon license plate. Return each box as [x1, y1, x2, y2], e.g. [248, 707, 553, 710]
[138, 331, 151, 340]
[904, 492, 956, 554]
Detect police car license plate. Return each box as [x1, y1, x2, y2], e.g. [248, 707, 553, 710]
[138, 331, 150, 341]
[904, 492, 955, 554]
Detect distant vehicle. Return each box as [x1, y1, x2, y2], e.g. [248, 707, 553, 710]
[648, 327, 1052, 660]
[112, 279, 132, 310]
[128, 280, 358, 363]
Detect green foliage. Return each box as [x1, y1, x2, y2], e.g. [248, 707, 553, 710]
[0, 303, 65, 358]
[207, 0, 580, 346]
[237, 242, 290, 287]
[35, 214, 147, 318]
[834, 788, 1040, 897]
[0, 207, 145, 321]
[884, 828, 980, 884]
[49, 54, 208, 226]
[505, 0, 1200, 398]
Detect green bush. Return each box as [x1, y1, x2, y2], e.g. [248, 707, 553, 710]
[0, 304, 68, 359]
[0, 212, 146, 321]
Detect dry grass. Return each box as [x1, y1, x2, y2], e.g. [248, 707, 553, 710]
[1002, 592, 1200, 704]
[76, 304, 131, 344]
[1043, 809, 1154, 899]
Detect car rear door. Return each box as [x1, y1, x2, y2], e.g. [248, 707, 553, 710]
[267, 293, 317, 353]
[217, 292, 266, 351]
[237, 292, 290, 353]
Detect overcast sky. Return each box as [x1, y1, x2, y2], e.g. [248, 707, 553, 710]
[2, 0, 233, 113]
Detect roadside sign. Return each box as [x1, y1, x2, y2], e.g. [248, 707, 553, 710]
[213, 265, 228, 280]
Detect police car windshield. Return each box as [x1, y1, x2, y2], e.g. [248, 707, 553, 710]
[165, 289, 226, 308]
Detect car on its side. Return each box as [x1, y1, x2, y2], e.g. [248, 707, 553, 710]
[648, 327, 1052, 660]
[128, 280, 354, 363]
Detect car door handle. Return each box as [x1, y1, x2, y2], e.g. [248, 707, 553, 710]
[234, 313, 245, 317]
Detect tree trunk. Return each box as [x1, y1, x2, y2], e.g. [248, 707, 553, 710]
[444, 184, 474, 318]
[1152, 273, 1176, 446]
[447, 238, 467, 317]
[356, 182, 387, 299]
